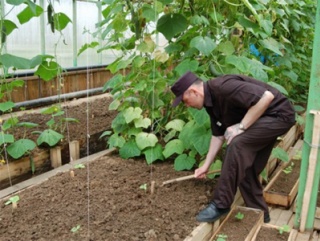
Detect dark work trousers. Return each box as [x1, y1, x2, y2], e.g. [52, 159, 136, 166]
[212, 116, 295, 216]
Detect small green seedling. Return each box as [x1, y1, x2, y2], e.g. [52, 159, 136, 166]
[216, 234, 228, 241]
[139, 183, 147, 192]
[74, 163, 85, 169]
[283, 162, 294, 174]
[5, 195, 20, 209]
[71, 224, 81, 233]
[278, 224, 290, 234]
[235, 211, 244, 220]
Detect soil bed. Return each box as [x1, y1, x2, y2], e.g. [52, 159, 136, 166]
[211, 206, 262, 241]
[255, 225, 290, 241]
[269, 158, 301, 194]
[0, 154, 218, 241]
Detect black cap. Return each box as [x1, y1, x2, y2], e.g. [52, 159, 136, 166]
[171, 71, 199, 107]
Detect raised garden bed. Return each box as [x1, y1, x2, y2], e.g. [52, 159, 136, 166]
[0, 152, 218, 241]
[0, 93, 116, 189]
[253, 223, 290, 241]
[263, 140, 303, 208]
[210, 206, 263, 241]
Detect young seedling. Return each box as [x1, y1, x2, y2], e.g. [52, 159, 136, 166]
[283, 162, 294, 174]
[278, 224, 291, 234]
[74, 163, 85, 169]
[216, 234, 228, 241]
[71, 224, 81, 233]
[235, 211, 244, 220]
[139, 183, 147, 192]
[5, 195, 20, 209]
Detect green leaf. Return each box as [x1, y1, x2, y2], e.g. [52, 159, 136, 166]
[74, 164, 85, 169]
[123, 107, 142, 123]
[174, 59, 199, 76]
[3, 19, 18, 36]
[7, 139, 36, 159]
[259, 38, 283, 56]
[0, 101, 15, 112]
[156, 13, 188, 40]
[16, 122, 39, 128]
[217, 41, 235, 55]
[71, 225, 81, 233]
[271, 147, 289, 162]
[189, 125, 211, 156]
[135, 132, 158, 150]
[190, 36, 217, 56]
[99, 131, 112, 139]
[119, 140, 141, 159]
[17, 5, 43, 24]
[53, 13, 72, 31]
[267, 81, 288, 95]
[6, 0, 25, 5]
[36, 129, 64, 147]
[141, 4, 158, 21]
[78, 42, 99, 56]
[164, 129, 176, 143]
[35, 61, 62, 81]
[109, 99, 120, 111]
[103, 74, 123, 91]
[165, 119, 185, 132]
[0, 132, 14, 145]
[179, 120, 195, 149]
[108, 133, 125, 148]
[5, 195, 20, 205]
[40, 105, 60, 115]
[134, 117, 151, 129]
[143, 144, 164, 164]
[188, 108, 209, 126]
[163, 139, 184, 158]
[174, 154, 196, 171]
[260, 18, 273, 36]
[0, 54, 31, 69]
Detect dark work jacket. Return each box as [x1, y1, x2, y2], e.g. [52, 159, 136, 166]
[203, 75, 296, 136]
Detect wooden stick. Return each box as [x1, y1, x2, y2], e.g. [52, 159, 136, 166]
[161, 169, 221, 186]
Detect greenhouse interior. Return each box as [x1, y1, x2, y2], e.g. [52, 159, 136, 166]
[0, 0, 320, 240]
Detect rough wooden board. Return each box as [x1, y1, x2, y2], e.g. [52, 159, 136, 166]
[184, 223, 214, 241]
[0, 148, 115, 200]
[274, 209, 293, 226]
[311, 231, 319, 241]
[288, 229, 298, 241]
[314, 218, 320, 230]
[295, 231, 312, 241]
[270, 208, 283, 225]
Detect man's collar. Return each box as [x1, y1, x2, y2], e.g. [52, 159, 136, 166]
[203, 81, 214, 107]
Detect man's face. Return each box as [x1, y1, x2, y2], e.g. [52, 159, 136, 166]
[182, 88, 204, 110]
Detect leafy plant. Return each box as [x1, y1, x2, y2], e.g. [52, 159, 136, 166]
[70, 224, 81, 233]
[139, 183, 147, 192]
[278, 224, 291, 234]
[283, 162, 295, 175]
[74, 163, 85, 169]
[216, 234, 228, 241]
[235, 211, 245, 221]
[32, 105, 78, 147]
[5, 195, 20, 206]
[271, 147, 289, 163]
[89, 0, 315, 170]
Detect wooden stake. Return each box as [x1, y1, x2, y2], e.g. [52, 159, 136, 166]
[69, 140, 80, 162]
[50, 146, 62, 168]
[12, 202, 17, 209]
[150, 181, 155, 194]
[70, 170, 75, 178]
[161, 169, 221, 186]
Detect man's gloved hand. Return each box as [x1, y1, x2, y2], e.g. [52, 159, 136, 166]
[224, 123, 244, 145]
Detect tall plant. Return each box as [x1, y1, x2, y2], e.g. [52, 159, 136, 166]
[0, 0, 71, 160]
[89, 0, 315, 170]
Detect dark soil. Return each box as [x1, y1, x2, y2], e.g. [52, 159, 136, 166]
[0, 94, 117, 189]
[211, 207, 262, 241]
[255, 225, 290, 241]
[269, 158, 301, 194]
[0, 155, 218, 241]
